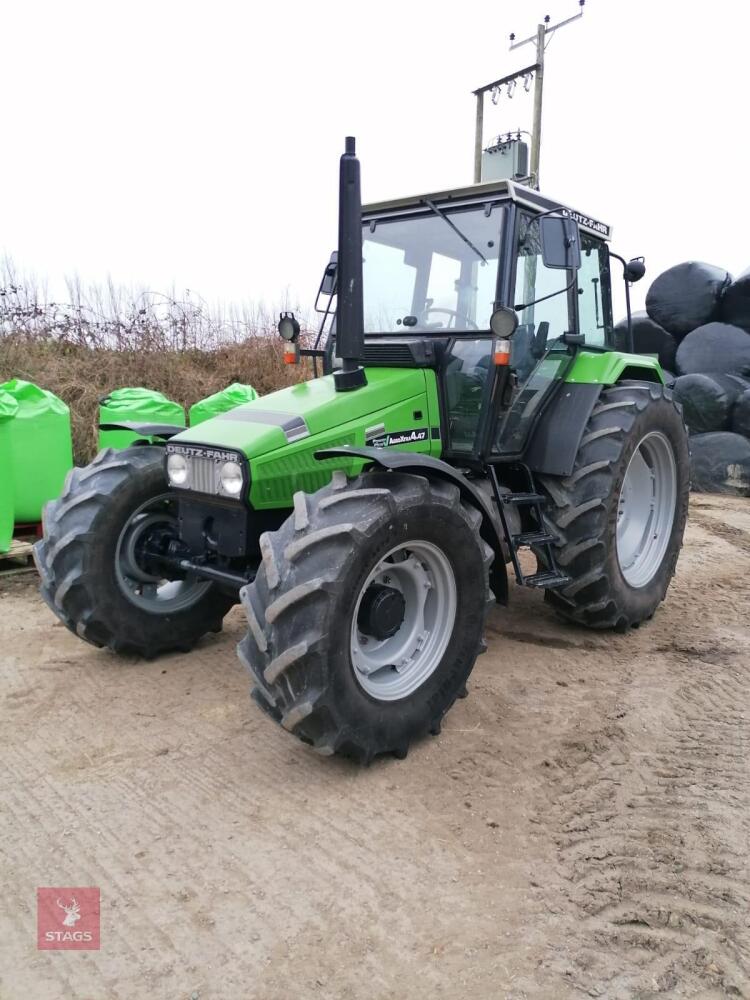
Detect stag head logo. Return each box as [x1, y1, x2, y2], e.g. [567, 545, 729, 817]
[37, 886, 99, 950]
[56, 896, 81, 927]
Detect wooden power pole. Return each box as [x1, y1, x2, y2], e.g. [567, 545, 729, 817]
[473, 1, 585, 189]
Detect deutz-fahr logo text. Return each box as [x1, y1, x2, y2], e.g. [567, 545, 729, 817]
[368, 428, 428, 448]
[569, 211, 610, 238]
[166, 443, 237, 463]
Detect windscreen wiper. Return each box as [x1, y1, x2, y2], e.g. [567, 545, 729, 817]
[422, 199, 488, 264]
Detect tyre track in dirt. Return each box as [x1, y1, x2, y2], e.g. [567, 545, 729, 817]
[1, 593, 536, 1000]
[536, 505, 750, 998]
[1, 498, 749, 999]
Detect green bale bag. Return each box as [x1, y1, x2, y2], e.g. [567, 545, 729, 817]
[0, 379, 73, 524]
[0, 389, 19, 552]
[98, 387, 185, 451]
[189, 382, 258, 426]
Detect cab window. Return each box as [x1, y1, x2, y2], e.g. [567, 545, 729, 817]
[508, 213, 575, 382]
[362, 205, 505, 333]
[577, 234, 612, 346]
[443, 337, 494, 453]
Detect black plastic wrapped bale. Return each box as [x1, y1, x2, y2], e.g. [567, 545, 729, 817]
[733, 388, 750, 438]
[675, 322, 750, 377]
[672, 373, 749, 434]
[645, 261, 731, 338]
[721, 267, 750, 333]
[612, 311, 677, 369]
[690, 432, 750, 495]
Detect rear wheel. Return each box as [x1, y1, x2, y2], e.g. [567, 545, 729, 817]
[34, 447, 235, 657]
[239, 471, 494, 762]
[535, 382, 689, 629]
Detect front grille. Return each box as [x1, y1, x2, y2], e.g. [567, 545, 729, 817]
[190, 455, 220, 494]
[165, 442, 246, 500]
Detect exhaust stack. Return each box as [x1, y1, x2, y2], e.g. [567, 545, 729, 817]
[334, 136, 367, 392]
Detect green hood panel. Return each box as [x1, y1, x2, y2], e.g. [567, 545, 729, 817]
[173, 368, 441, 509]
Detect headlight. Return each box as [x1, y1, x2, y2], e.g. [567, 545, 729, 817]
[220, 460, 243, 496]
[167, 452, 189, 487]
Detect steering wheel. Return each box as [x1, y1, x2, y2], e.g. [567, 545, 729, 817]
[421, 307, 479, 331]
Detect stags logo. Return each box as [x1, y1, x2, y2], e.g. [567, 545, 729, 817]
[37, 887, 100, 950]
[58, 896, 81, 927]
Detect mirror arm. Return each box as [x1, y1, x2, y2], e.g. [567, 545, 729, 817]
[608, 250, 634, 353]
[515, 271, 578, 312]
[535, 206, 571, 223]
[312, 282, 337, 377]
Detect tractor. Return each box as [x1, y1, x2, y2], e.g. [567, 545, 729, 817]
[34, 138, 690, 762]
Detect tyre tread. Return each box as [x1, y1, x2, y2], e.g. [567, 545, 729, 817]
[240, 471, 493, 761]
[33, 447, 232, 657]
[536, 383, 689, 630]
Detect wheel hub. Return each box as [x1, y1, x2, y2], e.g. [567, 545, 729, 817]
[350, 540, 457, 702]
[119, 512, 175, 583]
[616, 430, 677, 589]
[357, 584, 406, 640]
[115, 493, 212, 614]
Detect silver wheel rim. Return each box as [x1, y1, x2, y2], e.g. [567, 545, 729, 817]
[616, 431, 677, 589]
[350, 540, 457, 702]
[115, 493, 212, 613]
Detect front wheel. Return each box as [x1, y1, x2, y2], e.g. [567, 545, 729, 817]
[34, 447, 235, 657]
[535, 382, 690, 630]
[239, 471, 494, 762]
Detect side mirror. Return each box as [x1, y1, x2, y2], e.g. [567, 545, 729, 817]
[624, 257, 646, 283]
[319, 251, 338, 297]
[540, 216, 581, 270]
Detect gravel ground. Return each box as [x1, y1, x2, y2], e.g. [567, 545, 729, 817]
[1, 494, 749, 1000]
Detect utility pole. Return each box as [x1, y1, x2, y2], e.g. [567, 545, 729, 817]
[528, 23, 546, 188]
[472, 1, 585, 189]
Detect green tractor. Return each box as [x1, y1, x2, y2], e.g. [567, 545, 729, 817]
[35, 138, 689, 762]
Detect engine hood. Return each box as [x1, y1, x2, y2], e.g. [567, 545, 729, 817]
[172, 368, 429, 461]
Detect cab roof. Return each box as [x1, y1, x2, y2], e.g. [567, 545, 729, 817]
[363, 178, 612, 241]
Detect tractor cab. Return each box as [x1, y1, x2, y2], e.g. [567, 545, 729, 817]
[313, 178, 617, 466]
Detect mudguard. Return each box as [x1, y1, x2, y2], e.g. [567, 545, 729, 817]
[316, 445, 508, 604]
[524, 382, 602, 478]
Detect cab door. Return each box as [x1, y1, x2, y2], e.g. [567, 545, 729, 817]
[493, 211, 577, 456]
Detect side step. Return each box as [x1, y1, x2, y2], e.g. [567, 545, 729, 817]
[497, 491, 545, 505]
[522, 570, 570, 589]
[513, 530, 557, 547]
[488, 469, 570, 591]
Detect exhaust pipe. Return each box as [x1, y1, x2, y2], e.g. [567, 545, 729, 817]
[334, 136, 367, 392]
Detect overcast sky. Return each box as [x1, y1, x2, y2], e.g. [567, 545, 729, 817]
[2, 0, 748, 321]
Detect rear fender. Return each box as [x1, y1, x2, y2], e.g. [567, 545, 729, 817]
[316, 445, 508, 604]
[524, 383, 603, 478]
[526, 352, 666, 478]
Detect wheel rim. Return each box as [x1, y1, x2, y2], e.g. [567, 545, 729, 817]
[616, 431, 677, 589]
[350, 540, 457, 702]
[115, 493, 212, 613]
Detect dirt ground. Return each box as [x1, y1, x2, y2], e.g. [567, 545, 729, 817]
[1, 494, 749, 1000]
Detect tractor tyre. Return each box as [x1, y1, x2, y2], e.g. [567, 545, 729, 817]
[534, 382, 690, 630]
[34, 447, 235, 657]
[239, 471, 494, 762]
